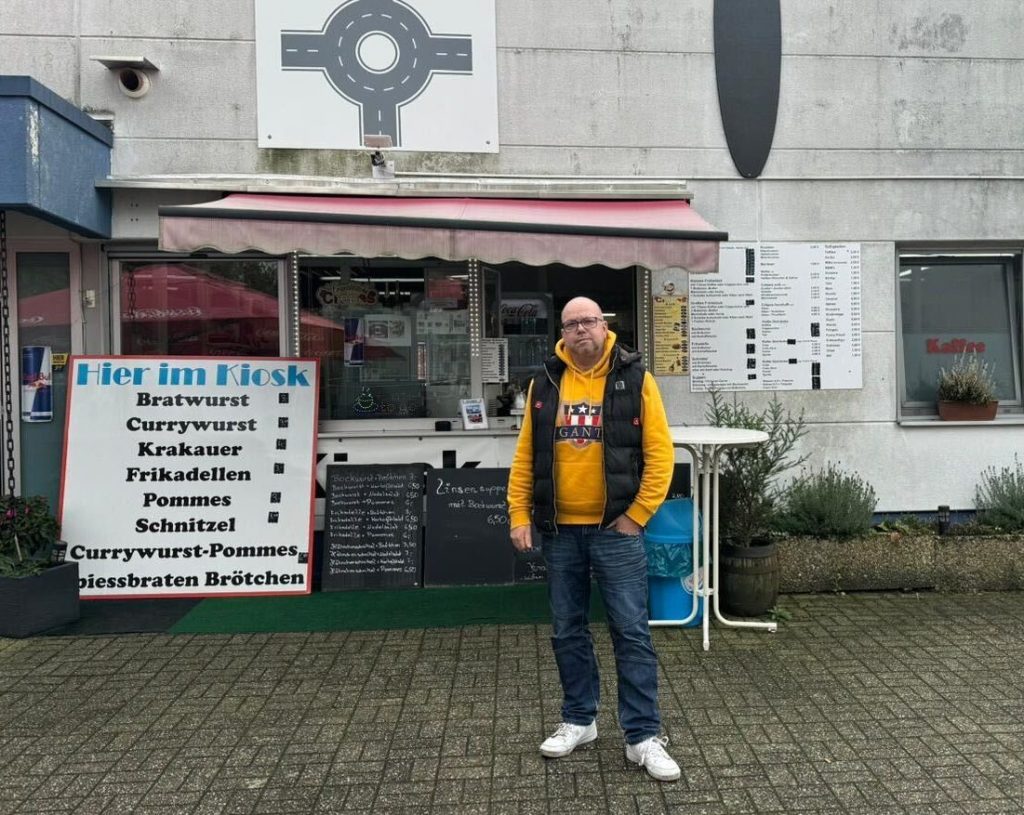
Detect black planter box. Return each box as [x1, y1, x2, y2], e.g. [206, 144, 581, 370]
[0, 561, 80, 638]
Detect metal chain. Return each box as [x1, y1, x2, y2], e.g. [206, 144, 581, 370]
[123, 265, 138, 352]
[0, 211, 17, 497]
[126, 265, 137, 318]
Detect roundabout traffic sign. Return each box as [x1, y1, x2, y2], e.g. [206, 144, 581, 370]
[258, 0, 496, 151]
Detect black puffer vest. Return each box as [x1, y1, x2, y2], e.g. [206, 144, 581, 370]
[529, 344, 645, 533]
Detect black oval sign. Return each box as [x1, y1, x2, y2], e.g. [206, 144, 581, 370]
[714, 0, 782, 178]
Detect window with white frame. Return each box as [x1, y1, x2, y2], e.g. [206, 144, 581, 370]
[898, 251, 1022, 414]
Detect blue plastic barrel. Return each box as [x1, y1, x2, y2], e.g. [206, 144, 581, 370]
[645, 498, 703, 627]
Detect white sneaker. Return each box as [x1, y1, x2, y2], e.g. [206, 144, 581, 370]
[625, 736, 681, 781]
[539, 721, 597, 758]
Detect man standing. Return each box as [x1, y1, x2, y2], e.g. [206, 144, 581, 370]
[507, 296, 680, 782]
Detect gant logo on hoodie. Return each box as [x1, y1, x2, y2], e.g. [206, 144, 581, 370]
[557, 401, 603, 447]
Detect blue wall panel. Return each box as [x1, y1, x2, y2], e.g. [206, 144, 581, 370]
[0, 76, 112, 238]
[0, 98, 31, 206]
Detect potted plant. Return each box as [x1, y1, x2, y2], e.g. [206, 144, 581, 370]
[936, 351, 998, 420]
[0, 494, 79, 638]
[705, 393, 807, 616]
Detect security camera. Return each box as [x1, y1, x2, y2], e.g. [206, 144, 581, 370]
[118, 68, 151, 98]
[363, 134, 395, 179]
[90, 56, 159, 98]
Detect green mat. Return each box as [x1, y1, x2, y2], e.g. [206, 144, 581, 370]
[170, 583, 606, 634]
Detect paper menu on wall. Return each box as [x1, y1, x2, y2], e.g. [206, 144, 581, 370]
[480, 338, 509, 383]
[689, 243, 862, 392]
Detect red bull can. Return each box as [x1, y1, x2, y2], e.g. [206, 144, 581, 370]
[21, 346, 53, 422]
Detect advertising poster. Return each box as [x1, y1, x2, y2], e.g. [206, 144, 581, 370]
[459, 397, 488, 430]
[651, 294, 689, 376]
[60, 356, 319, 598]
[365, 314, 412, 347]
[21, 345, 54, 422]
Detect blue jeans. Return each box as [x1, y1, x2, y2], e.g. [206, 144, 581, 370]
[541, 525, 660, 745]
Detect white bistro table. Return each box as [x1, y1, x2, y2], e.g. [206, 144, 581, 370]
[648, 426, 775, 650]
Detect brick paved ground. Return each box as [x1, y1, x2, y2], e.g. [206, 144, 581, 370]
[1, 591, 1023, 814]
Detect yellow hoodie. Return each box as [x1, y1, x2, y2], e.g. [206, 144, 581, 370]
[507, 330, 674, 529]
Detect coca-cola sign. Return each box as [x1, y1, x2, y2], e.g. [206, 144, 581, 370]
[500, 298, 547, 320]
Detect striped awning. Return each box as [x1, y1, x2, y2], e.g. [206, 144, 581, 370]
[159, 193, 727, 272]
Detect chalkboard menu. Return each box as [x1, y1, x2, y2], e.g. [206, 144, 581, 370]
[323, 464, 424, 590]
[667, 462, 692, 500]
[514, 548, 547, 583]
[425, 468, 524, 586]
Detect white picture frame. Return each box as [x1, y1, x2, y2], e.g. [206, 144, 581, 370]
[459, 397, 489, 430]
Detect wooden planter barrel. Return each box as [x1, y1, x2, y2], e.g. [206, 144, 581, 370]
[719, 541, 780, 617]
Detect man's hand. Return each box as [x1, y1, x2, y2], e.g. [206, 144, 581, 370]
[510, 524, 533, 552]
[608, 514, 643, 536]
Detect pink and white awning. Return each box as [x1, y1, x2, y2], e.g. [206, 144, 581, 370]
[159, 194, 726, 272]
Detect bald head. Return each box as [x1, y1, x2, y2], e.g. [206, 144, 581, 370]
[561, 297, 603, 322]
[559, 296, 608, 369]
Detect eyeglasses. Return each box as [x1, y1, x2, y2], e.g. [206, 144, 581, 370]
[561, 316, 604, 333]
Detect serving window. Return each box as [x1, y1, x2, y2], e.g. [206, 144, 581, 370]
[297, 257, 471, 421]
[112, 253, 644, 427]
[486, 262, 639, 392]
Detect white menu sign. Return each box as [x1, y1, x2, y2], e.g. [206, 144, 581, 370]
[480, 338, 509, 383]
[690, 243, 862, 392]
[60, 357, 319, 598]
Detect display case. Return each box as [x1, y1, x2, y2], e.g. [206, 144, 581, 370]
[501, 292, 554, 387]
[416, 307, 470, 384]
[303, 262, 473, 421]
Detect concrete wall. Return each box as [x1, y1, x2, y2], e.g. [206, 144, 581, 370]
[8, 1, 1024, 177]
[3, 0, 1024, 510]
